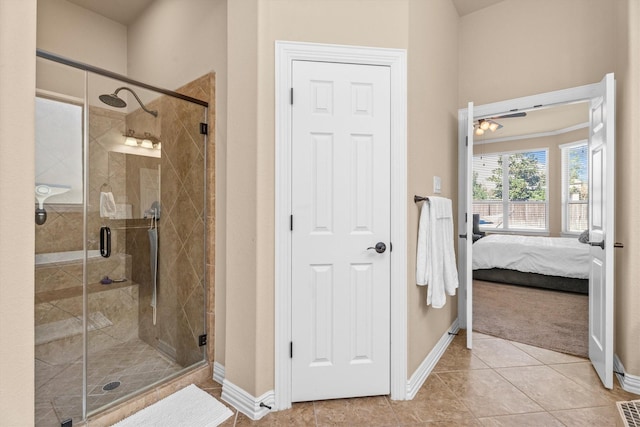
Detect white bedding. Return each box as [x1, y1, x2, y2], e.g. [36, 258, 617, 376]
[472, 234, 590, 279]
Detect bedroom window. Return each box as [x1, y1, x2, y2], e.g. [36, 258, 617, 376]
[473, 149, 548, 232]
[561, 141, 588, 234]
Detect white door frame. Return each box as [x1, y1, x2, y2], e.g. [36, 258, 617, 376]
[275, 41, 407, 409]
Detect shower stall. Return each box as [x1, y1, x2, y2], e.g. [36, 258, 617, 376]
[34, 51, 209, 426]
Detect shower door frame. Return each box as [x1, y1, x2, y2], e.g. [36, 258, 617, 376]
[36, 49, 210, 422]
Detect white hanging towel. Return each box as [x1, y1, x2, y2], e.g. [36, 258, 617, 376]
[416, 196, 459, 308]
[100, 192, 117, 218]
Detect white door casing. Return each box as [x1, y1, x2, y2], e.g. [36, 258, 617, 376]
[291, 60, 391, 401]
[465, 102, 474, 350]
[587, 73, 615, 389]
[456, 103, 474, 350]
[458, 75, 615, 388]
[275, 41, 407, 410]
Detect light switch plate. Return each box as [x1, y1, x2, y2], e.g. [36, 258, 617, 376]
[434, 176, 442, 194]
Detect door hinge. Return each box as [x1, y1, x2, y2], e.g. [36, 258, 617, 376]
[290, 88, 294, 105]
[465, 212, 467, 222]
[289, 341, 293, 358]
[390, 242, 393, 252]
[199, 122, 208, 135]
[465, 136, 468, 146]
[290, 215, 293, 231]
[198, 334, 207, 347]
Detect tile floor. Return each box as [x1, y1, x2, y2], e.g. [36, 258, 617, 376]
[197, 331, 637, 426]
[36, 338, 183, 427]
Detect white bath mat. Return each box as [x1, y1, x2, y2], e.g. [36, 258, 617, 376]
[112, 384, 233, 427]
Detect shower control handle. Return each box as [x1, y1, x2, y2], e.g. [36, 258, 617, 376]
[100, 226, 111, 258]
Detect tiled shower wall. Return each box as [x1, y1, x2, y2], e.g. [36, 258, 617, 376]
[34, 72, 215, 377]
[128, 73, 214, 367]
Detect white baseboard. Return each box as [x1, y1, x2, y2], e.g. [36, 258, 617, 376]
[213, 361, 225, 385]
[406, 319, 459, 400]
[221, 379, 275, 421]
[614, 354, 640, 396]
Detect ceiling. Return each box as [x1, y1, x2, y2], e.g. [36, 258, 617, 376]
[475, 102, 590, 143]
[66, 0, 154, 25]
[69, 0, 504, 24]
[451, 0, 504, 17]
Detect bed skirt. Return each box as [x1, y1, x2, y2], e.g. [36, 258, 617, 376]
[473, 268, 588, 295]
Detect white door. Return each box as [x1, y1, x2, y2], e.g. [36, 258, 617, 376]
[458, 103, 474, 349]
[291, 60, 391, 402]
[588, 73, 615, 389]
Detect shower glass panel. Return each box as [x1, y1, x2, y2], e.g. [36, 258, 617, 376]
[35, 56, 86, 427]
[34, 54, 208, 426]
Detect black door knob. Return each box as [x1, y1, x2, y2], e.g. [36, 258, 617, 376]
[367, 242, 386, 254]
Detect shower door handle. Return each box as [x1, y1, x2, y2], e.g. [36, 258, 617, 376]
[100, 226, 111, 258]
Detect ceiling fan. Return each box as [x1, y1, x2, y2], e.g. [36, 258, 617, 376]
[474, 111, 527, 136]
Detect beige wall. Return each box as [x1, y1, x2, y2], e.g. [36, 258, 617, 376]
[459, 0, 617, 106]
[0, 0, 37, 424]
[460, 0, 640, 377]
[37, 0, 127, 72]
[223, 0, 459, 396]
[37, 0, 127, 101]
[615, 0, 640, 375]
[474, 128, 588, 236]
[406, 0, 460, 376]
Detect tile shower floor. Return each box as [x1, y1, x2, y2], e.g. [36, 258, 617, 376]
[35, 338, 182, 427]
[196, 331, 638, 426]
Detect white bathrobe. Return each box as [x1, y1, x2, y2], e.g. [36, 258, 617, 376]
[416, 197, 459, 308]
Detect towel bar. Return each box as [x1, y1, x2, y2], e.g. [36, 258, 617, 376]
[414, 195, 429, 203]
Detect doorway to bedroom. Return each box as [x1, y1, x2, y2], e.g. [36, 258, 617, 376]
[458, 74, 616, 389]
[470, 100, 591, 358]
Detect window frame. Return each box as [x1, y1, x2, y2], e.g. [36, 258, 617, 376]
[473, 147, 549, 234]
[560, 140, 589, 236]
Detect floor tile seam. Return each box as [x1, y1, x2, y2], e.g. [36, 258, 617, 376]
[544, 361, 606, 392]
[487, 365, 554, 413]
[431, 372, 481, 420]
[506, 344, 555, 366]
[489, 369, 607, 414]
[432, 366, 493, 374]
[312, 400, 320, 427]
[464, 347, 518, 369]
[475, 409, 569, 424]
[528, 362, 614, 401]
[228, 409, 239, 427]
[381, 394, 403, 426]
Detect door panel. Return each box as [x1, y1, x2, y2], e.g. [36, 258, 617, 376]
[588, 73, 615, 389]
[291, 60, 391, 402]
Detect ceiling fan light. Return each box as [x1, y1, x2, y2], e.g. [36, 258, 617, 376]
[489, 122, 500, 132]
[475, 127, 484, 136]
[479, 120, 490, 130]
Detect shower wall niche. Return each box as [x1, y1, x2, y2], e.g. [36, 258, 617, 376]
[34, 53, 209, 427]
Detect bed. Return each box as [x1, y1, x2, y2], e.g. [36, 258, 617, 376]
[472, 234, 590, 294]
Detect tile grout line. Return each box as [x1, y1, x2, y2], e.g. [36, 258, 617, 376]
[431, 371, 482, 422]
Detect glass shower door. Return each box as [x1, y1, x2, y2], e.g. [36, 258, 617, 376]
[85, 72, 208, 416]
[34, 56, 87, 427]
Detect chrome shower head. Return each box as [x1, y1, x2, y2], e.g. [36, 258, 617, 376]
[99, 86, 158, 117]
[99, 93, 127, 108]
